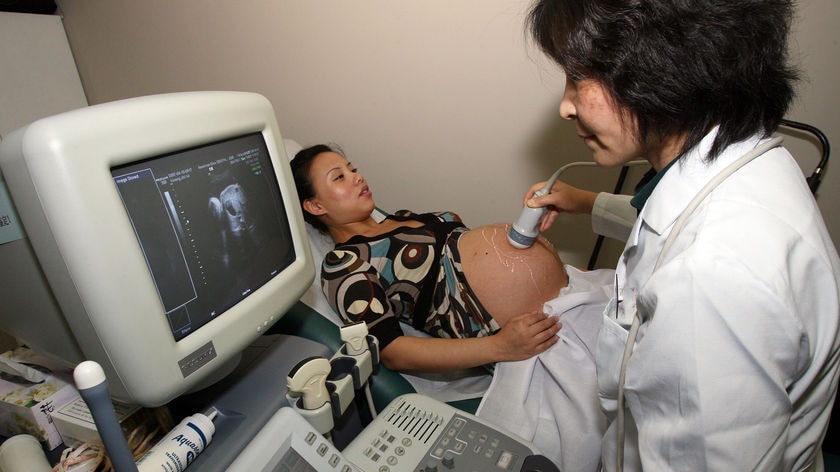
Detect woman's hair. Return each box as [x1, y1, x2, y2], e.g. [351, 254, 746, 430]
[290, 143, 342, 234]
[527, 0, 799, 161]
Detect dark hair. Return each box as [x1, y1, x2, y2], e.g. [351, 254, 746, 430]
[527, 0, 799, 161]
[290, 143, 343, 234]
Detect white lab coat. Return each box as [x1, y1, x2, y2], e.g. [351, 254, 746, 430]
[595, 130, 840, 471]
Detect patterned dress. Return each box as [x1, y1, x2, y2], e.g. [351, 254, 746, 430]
[320, 210, 499, 350]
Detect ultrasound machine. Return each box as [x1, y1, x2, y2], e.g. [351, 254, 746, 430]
[0, 91, 558, 472]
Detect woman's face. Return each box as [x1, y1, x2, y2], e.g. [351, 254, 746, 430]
[559, 78, 644, 167]
[304, 151, 375, 225]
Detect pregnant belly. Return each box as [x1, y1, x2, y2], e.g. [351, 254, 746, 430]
[458, 223, 568, 327]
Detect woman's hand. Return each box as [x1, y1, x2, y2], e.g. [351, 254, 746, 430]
[524, 181, 599, 233]
[492, 311, 561, 361]
[379, 313, 561, 372]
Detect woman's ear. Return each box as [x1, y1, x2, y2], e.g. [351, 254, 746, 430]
[303, 198, 327, 217]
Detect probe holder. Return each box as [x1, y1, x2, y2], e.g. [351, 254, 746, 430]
[287, 333, 380, 435]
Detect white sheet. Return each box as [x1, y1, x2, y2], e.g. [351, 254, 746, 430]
[476, 265, 612, 472]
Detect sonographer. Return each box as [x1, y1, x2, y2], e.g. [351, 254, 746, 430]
[519, 0, 840, 470]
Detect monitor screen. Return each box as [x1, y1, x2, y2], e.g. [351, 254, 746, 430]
[0, 92, 314, 406]
[112, 133, 295, 342]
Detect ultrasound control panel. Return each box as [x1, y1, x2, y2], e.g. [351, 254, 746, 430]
[342, 393, 539, 472]
[228, 393, 549, 472]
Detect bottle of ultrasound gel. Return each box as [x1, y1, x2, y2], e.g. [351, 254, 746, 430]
[136, 410, 216, 472]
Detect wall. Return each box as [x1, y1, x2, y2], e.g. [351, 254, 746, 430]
[0, 12, 88, 353]
[55, 0, 839, 269]
[0, 13, 86, 135]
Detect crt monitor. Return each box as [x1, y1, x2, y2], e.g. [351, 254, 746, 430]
[0, 91, 314, 407]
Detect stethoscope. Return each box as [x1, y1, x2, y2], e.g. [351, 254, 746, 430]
[613, 136, 784, 471]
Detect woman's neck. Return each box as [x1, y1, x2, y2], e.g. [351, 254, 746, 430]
[328, 216, 388, 244]
[328, 216, 423, 245]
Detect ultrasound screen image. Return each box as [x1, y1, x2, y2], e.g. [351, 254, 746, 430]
[112, 133, 296, 341]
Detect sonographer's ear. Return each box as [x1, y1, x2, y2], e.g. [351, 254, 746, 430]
[303, 198, 326, 216]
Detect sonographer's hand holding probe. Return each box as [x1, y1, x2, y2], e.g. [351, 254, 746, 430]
[523, 180, 599, 231]
[515, 174, 602, 245]
[518, 159, 650, 240]
[509, 163, 602, 248]
[508, 190, 550, 249]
